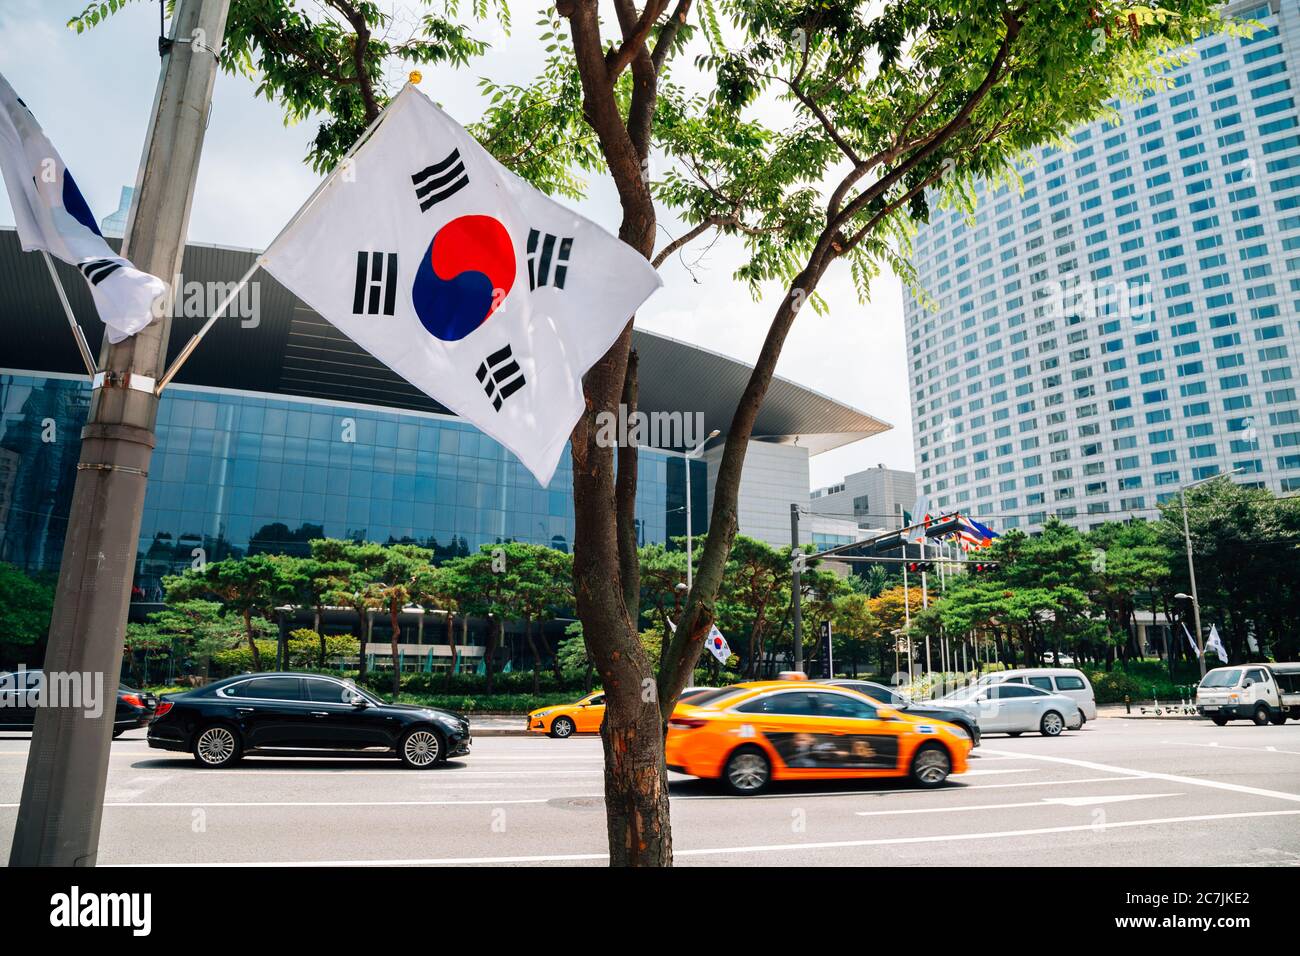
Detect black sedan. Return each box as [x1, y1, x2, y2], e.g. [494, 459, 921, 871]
[147, 672, 471, 769]
[820, 678, 982, 747]
[0, 669, 155, 737]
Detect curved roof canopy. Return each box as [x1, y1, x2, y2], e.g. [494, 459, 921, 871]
[0, 230, 889, 454]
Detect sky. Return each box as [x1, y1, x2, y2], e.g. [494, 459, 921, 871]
[0, 0, 915, 489]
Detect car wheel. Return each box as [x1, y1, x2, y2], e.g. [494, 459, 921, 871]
[910, 744, 951, 788]
[192, 724, 241, 768]
[1040, 711, 1065, 737]
[1077, 713, 1087, 728]
[1269, 710, 1287, 726]
[1252, 704, 1270, 726]
[549, 715, 575, 739]
[1211, 715, 1229, 726]
[399, 727, 444, 768]
[721, 746, 771, 796]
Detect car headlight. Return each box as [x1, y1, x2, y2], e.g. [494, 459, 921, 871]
[533, 710, 552, 719]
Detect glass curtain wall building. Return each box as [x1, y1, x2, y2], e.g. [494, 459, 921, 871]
[906, 0, 1300, 531]
[0, 371, 693, 595]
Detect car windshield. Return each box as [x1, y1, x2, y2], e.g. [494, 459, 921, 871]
[1200, 669, 1242, 688]
[680, 687, 745, 707]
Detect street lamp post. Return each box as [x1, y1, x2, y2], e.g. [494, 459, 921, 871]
[1177, 467, 1242, 678]
[677, 429, 719, 592]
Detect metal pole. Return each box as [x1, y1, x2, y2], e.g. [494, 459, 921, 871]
[685, 453, 693, 593]
[902, 560, 911, 682]
[1180, 487, 1207, 679]
[40, 251, 97, 376]
[10, 0, 231, 867]
[790, 503, 802, 673]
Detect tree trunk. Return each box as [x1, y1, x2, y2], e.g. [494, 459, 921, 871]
[390, 604, 402, 697]
[445, 611, 457, 692]
[524, 616, 541, 695]
[244, 609, 261, 670]
[356, 610, 368, 683]
[485, 617, 498, 695]
[315, 607, 325, 669]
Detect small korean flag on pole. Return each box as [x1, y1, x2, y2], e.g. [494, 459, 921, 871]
[259, 84, 662, 486]
[1205, 625, 1229, 664]
[705, 624, 731, 664]
[0, 71, 165, 344]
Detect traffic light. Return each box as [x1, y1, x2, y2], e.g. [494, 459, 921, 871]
[904, 561, 932, 574]
[969, 561, 999, 574]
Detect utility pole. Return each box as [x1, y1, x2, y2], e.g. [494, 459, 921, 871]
[10, 0, 230, 866]
[790, 503, 802, 673]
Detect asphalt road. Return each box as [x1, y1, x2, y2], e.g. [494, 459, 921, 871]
[1, 717, 1298, 866]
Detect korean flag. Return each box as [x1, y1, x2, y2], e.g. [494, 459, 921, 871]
[260, 84, 662, 487]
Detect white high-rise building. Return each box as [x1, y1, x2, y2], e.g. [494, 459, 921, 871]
[905, 0, 1300, 532]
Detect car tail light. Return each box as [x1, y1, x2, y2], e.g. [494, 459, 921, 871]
[121, 693, 143, 707]
[153, 701, 174, 718]
[668, 717, 707, 730]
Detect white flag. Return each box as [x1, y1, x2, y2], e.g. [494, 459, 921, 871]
[1205, 625, 1229, 664]
[1182, 622, 1201, 657]
[705, 623, 731, 664]
[906, 494, 930, 544]
[0, 71, 165, 344]
[260, 86, 662, 486]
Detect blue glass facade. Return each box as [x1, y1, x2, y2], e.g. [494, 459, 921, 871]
[0, 371, 707, 591]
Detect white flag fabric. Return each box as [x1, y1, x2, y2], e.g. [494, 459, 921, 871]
[260, 85, 662, 486]
[1182, 622, 1201, 657]
[907, 494, 930, 544]
[705, 623, 731, 664]
[1205, 625, 1229, 663]
[0, 71, 165, 344]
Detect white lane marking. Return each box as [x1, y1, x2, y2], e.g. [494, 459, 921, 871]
[671, 775, 1142, 800]
[1161, 739, 1300, 757]
[958, 768, 1038, 776]
[114, 809, 1300, 866]
[0, 797, 592, 809]
[981, 747, 1300, 804]
[855, 793, 1180, 816]
[140, 768, 603, 777]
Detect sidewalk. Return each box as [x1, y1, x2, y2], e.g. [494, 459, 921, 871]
[467, 714, 532, 736]
[1098, 702, 1202, 720]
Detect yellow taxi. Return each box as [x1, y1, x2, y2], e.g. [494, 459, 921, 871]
[527, 691, 606, 738]
[665, 681, 971, 794]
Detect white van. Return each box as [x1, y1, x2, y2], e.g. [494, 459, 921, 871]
[1195, 662, 1300, 725]
[977, 668, 1097, 722]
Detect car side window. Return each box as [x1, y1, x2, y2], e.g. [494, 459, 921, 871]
[1028, 677, 1054, 691]
[736, 692, 818, 716]
[998, 685, 1040, 699]
[815, 692, 878, 720]
[305, 679, 350, 703]
[240, 677, 304, 701]
[1055, 676, 1086, 691]
[1247, 669, 1268, 684]
[588, 695, 606, 706]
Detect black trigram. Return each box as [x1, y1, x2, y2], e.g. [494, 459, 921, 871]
[527, 229, 573, 290]
[352, 251, 398, 315]
[78, 259, 123, 286]
[476, 344, 526, 411]
[412, 149, 469, 212]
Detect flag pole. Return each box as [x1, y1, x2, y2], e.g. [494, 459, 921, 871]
[154, 82, 410, 395]
[39, 250, 97, 376]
